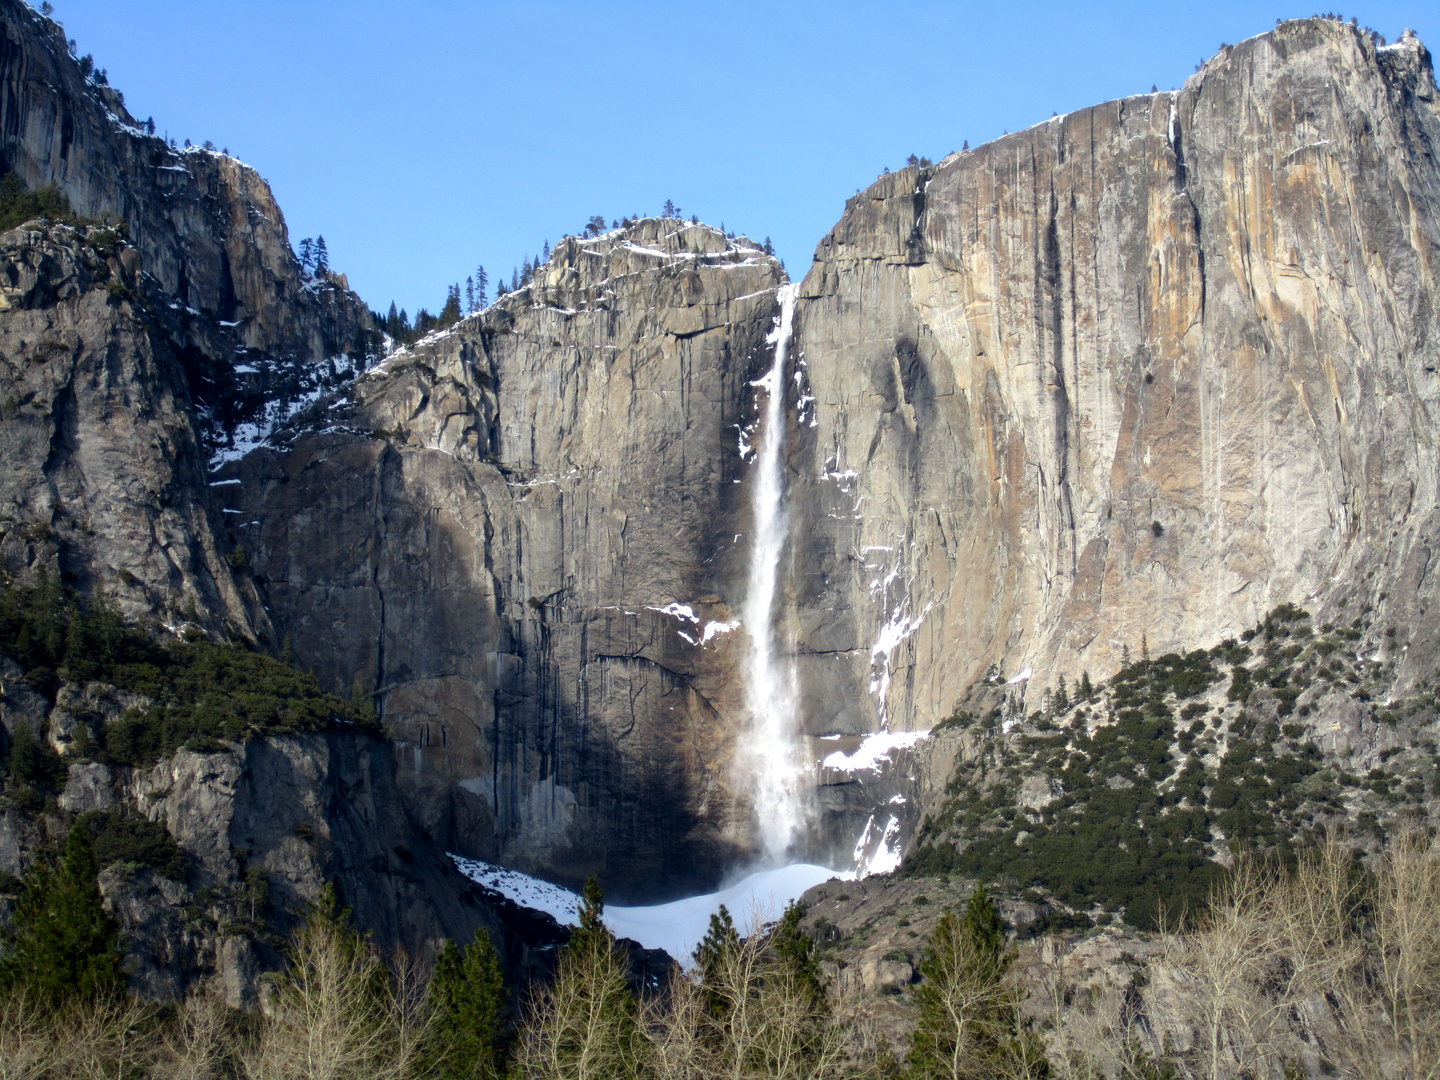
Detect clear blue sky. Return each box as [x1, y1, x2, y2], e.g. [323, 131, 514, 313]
[52, 1, 1434, 317]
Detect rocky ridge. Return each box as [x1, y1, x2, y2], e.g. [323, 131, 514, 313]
[0, 0, 372, 371]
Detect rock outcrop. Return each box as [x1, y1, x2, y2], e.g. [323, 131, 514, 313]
[40, 730, 516, 1004]
[224, 222, 786, 900]
[790, 21, 1440, 748]
[0, 220, 267, 636]
[0, 0, 371, 367]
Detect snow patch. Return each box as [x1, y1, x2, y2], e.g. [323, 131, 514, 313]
[450, 857, 578, 924]
[700, 619, 740, 645]
[450, 857, 847, 963]
[872, 604, 931, 657]
[648, 603, 699, 624]
[851, 814, 904, 876]
[822, 730, 927, 774]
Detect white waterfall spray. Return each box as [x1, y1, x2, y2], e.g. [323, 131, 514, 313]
[740, 283, 806, 863]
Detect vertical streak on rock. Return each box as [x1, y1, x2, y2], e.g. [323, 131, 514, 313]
[741, 283, 806, 863]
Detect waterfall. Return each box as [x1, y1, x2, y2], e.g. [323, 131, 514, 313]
[740, 282, 806, 863]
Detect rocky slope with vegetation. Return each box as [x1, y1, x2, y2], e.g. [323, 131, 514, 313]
[0, 576, 560, 1004]
[0, 0, 534, 1006]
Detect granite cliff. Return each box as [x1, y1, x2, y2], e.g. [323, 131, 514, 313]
[0, 0, 519, 1004]
[236, 18, 1440, 887]
[793, 19, 1440, 736]
[0, 0, 376, 639]
[792, 20, 1440, 865]
[4, 0, 1440, 931]
[222, 222, 787, 900]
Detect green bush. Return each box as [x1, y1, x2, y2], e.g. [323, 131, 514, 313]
[0, 579, 374, 770]
[77, 810, 186, 880]
[0, 173, 83, 232]
[6, 718, 66, 788]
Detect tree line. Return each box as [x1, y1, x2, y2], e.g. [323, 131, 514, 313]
[0, 810, 1037, 1080]
[2, 797, 1439, 1077]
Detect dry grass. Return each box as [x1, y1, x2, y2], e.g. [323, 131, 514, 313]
[0, 994, 154, 1080]
[1, 835, 1436, 1080]
[1036, 832, 1440, 1080]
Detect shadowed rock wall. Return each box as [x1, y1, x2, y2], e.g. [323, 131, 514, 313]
[228, 222, 786, 900]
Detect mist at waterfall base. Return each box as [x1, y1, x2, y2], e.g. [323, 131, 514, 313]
[453, 856, 848, 964]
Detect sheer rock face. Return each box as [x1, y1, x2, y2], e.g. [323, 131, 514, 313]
[0, 222, 266, 635]
[226, 222, 786, 900]
[788, 21, 1440, 752]
[0, 0, 371, 364]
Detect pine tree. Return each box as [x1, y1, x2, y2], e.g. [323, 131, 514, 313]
[440, 284, 462, 328]
[510, 268, 519, 293]
[0, 824, 123, 1008]
[475, 265, 488, 308]
[763, 237, 774, 256]
[314, 235, 329, 273]
[350, 675, 377, 725]
[568, 877, 609, 957]
[662, 199, 677, 218]
[771, 899, 823, 1005]
[298, 237, 315, 271]
[542, 239, 551, 261]
[908, 884, 1036, 1080]
[1079, 670, 1093, 701]
[1054, 674, 1069, 713]
[1141, 633, 1150, 665]
[465, 277, 476, 314]
[1121, 643, 1131, 668]
[427, 927, 507, 1080]
[692, 903, 740, 1014]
